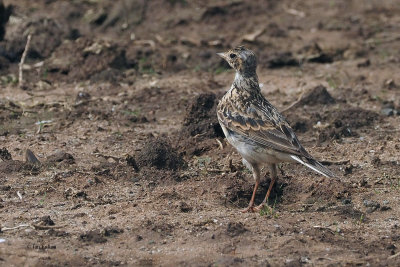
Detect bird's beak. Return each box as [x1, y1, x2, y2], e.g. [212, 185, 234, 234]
[217, 52, 227, 60]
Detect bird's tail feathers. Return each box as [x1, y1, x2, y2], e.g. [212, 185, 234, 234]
[290, 155, 336, 178]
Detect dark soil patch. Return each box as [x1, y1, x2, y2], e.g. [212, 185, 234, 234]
[134, 167, 186, 185]
[334, 205, 366, 221]
[181, 92, 223, 139]
[103, 227, 124, 237]
[176, 93, 224, 157]
[330, 107, 379, 129]
[267, 52, 300, 68]
[285, 114, 310, 133]
[226, 222, 247, 237]
[305, 178, 350, 202]
[286, 105, 379, 140]
[136, 138, 185, 171]
[222, 172, 284, 208]
[46, 38, 132, 82]
[46, 151, 75, 166]
[0, 160, 39, 174]
[39, 215, 55, 226]
[0, 147, 11, 161]
[4, 17, 69, 61]
[90, 161, 131, 181]
[298, 85, 336, 106]
[80, 229, 107, 244]
[318, 107, 380, 141]
[179, 201, 192, 213]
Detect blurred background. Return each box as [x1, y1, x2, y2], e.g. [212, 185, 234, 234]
[0, 0, 399, 84]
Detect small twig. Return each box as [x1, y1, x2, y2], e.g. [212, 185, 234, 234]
[388, 252, 400, 260]
[285, 7, 305, 17]
[193, 132, 207, 139]
[1, 224, 33, 231]
[17, 191, 23, 200]
[93, 153, 122, 162]
[281, 90, 305, 113]
[313, 225, 335, 234]
[18, 34, 32, 89]
[32, 223, 66, 230]
[216, 139, 224, 150]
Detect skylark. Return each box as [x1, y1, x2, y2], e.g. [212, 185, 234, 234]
[217, 46, 335, 213]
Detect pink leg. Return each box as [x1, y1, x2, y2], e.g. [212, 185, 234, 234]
[254, 164, 277, 211]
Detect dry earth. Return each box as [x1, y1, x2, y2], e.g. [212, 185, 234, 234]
[0, 0, 400, 266]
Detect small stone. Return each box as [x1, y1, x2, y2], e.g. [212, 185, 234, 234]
[363, 200, 380, 208]
[380, 206, 391, 211]
[0, 147, 12, 161]
[179, 202, 192, 213]
[384, 79, 397, 89]
[342, 199, 351, 205]
[344, 164, 354, 175]
[300, 256, 312, 264]
[364, 200, 380, 213]
[226, 222, 247, 237]
[381, 108, 395, 116]
[25, 149, 41, 165]
[39, 215, 55, 226]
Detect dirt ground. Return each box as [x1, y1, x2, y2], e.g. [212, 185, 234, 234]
[1, 0, 400, 266]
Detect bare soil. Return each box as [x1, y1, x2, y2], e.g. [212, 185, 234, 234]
[1, 0, 400, 266]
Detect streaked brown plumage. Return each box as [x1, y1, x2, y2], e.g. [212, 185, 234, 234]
[217, 46, 335, 212]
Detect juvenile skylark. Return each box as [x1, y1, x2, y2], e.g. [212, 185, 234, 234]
[217, 46, 335, 213]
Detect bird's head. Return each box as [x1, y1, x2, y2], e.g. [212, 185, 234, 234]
[217, 46, 257, 77]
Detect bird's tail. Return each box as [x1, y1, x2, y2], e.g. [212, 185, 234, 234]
[290, 155, 336, 178]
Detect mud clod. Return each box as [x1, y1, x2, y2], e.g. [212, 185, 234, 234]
[136, 138, 185, 171]
[39, 216, 55, 226]
[126, 155, 139, 172]
[299, 85, 336, 106]
[0, 147, 11, 161]
[179, 201, 192, 213]
[46, 151, 75, 165]
[103, 227, 124, 237]
[25, 149, 40, 165]
[267, 52, 300, 68]
[0, 160, 32, 174]
[182, 93, 223, 139]
[80, 230, 107, 244]
[226, 222, 247, 237]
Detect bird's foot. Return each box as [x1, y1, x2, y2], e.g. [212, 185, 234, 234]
[253, 203, 267, 212]
[240, 205, 256, 213]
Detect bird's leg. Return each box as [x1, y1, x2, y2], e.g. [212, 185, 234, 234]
[254, 164, 277, 212]
[241, 164, 260, 213]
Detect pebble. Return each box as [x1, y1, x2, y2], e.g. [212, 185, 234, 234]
[364, 199, 381, 213]
[363, 200, 380, 208]
[381, 108, 395, 116]
[342, 199, 352, 205]
[300, 256, 312, 263]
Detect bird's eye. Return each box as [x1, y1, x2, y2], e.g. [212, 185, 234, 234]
[229, 53, 236, 59]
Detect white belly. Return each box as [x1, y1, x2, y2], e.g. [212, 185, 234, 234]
[220, 123, 294, 166]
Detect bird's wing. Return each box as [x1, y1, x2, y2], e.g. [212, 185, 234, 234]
[217, 92, 310, 158]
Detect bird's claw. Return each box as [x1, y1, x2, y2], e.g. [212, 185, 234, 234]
[240, 205, 256, 213]
[253, 203, 266, 212]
